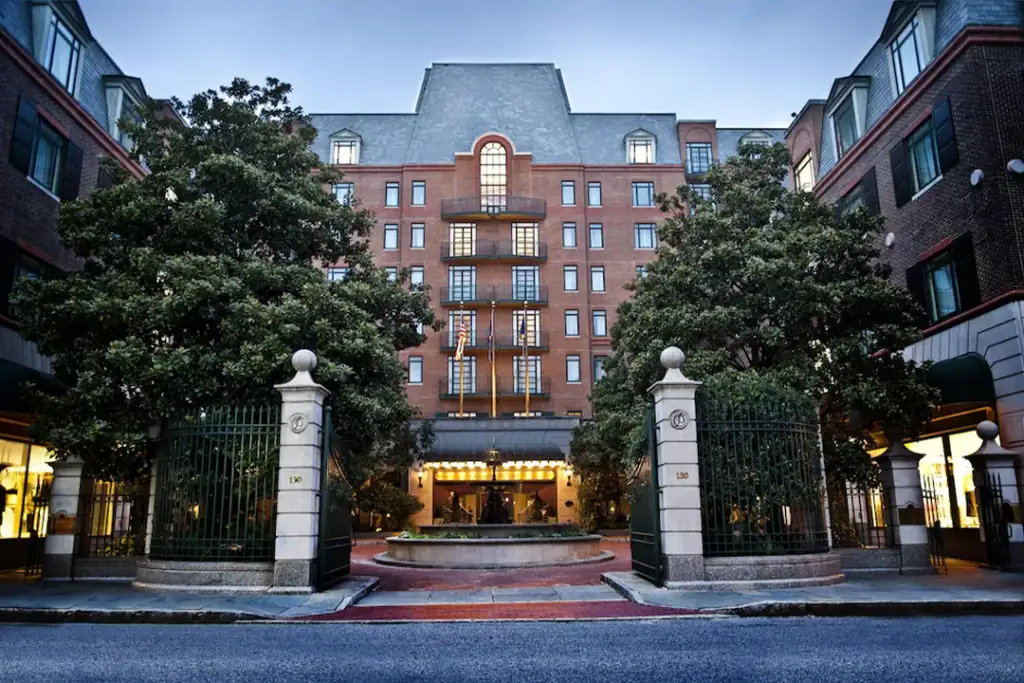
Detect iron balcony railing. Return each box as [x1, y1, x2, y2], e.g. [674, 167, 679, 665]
[440, 285, 549, 306]
[439, 330, 550, 352]
[437, 376, 552, 399]
[440, 240, 548, 262]
[440, 195, 546, 219]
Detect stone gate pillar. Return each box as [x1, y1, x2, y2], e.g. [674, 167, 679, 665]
[876, 441, 932, 573]
[649, 347, 704, 583]
[272, 349, 329, 592]
[967, 421, 1024, 571]
[42, 456, 85, 580]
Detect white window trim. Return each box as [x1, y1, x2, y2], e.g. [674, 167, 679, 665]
[827, 86, 868, 161]
[410, 223, 425, 249]
[383, 224, 399, 250]
[329, 130, 361, 165]
[625, 132, 656, 164]
[561, 180, 576, 206]
[562, 223, 577, 249]
[408, 357, 424, 385]
[887, 6, 937, 98]
[566, 355, 582, 384]
[32, 4, 85, 97]
[565, 310, 580, 338]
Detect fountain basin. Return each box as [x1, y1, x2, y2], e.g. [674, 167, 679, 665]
[376, 532, 609, 569]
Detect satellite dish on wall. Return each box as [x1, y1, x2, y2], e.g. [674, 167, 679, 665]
[884, 232, 896, 248]
[970, 169, 984, 186]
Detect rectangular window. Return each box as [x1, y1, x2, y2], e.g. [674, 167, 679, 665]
[925, 252, 959, 322]
[566, 355, 581, 384]
[327, 267, 348, 282]
[448, 266, 476, 301]
[636, 265, 647, 278]
[416, 321, 424, 335]
[334, 182, 354, 205]
[590, 266, 605, 292]
[383, 224, 399, 250]
[587, 182, 602, 206]
[562, 223, 577, 248]
[29, 118, 66, 195]
[331, 140, 357, 165]
[447, 357, 477, 394]
[410, 223, 425, 249]
[385, 182, 399, 207]
[689, 183, 712, 215]
[44, 17, 81, 94]
[566, 410, 584, 417]
[513, 356, 541, 394]
[384, 267, 398, 282]
[834, 96, 859, 158]
[561, 180, 575, 206]
[512, 265, 539, 301]
[592, 310, 607, 337]
[408, 356, 423, 384]
[449, 223, 476, 257]
[794, 153, 815, 191]
[449, 310, 477, 346]
[563, 266, 578, 292]
[634, 223, 656, 249]
[593, 355, 607, 381]
[588, 224, 604, 249]
[512, 223, 538, 257]
[908, 121, 940, 193]
[891, 17, 924, 95]
[564, 309, 579, 337]
[686, 142, 713, 174]
[410, 266, 424, 287]
[412, 181, 426, 206]
[513, 309, 541, 346]
[628, 139, 653, 164]
[632, 181, 655, 207]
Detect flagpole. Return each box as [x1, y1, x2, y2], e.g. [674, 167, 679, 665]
[522, 300, 530, 417]
[458, 302, 465, 418]
[490, 301, 496, 419]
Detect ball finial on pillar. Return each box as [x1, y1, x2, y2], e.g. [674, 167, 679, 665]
[660, 346, 685, 370]
[292, 349, 317, 373]
[976, 420, 999, 442]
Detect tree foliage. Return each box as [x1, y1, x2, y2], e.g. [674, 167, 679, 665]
[12, 78, 439, 480]
[570, 142, 938, 489]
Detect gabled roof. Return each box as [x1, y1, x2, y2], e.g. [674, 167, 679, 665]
[878, 0, 935, 44]
[825, 75, 871, 111]
[50, 1, 93, 41]
[623, 127, 656, 140]
[102, 74, 148, 105]
[329, 128, 362, 140]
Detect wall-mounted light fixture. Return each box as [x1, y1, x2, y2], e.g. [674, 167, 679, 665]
[565, 467, 574, 487]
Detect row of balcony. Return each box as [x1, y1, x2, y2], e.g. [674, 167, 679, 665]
[441, 196, 546, 220]
[439, 331, 550, 352]
[437, 377, 552, 400]
[440, 240, 548, 263]
[440, 286, 548, 307]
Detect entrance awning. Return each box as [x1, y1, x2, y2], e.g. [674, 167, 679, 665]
[418, 417, 581, 462]
[925, 353, 995, 406]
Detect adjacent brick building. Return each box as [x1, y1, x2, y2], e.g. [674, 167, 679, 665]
[309, 63, 783, 525]
[785, 0, 1023, 559]
[0, 0, 153, 567]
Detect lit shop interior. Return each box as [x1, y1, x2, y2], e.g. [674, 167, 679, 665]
[0, 438, 53, 569]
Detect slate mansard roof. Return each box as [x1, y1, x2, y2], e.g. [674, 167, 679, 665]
[309, 63, 683, 165]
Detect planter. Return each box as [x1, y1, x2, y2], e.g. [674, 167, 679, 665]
[377, 534, 610, 569]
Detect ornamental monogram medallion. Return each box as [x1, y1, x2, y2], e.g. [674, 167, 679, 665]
[669, 410, 690, 430]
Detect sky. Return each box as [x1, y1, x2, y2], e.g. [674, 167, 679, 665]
[78, 0, 895, 128]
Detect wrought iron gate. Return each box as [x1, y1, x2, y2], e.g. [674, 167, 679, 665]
[316, 404, 352, 590]
[978, 472, 1009, 569]
[629, 404, 662, 585]
[921, 477, 948, 574]
[23, 477, 50, 577]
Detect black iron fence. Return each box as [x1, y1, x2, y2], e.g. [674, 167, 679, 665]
[831, 482, 893, 549]
[440, 240, 549, 262]
[440, 195, 546, 219]
[922, 476, 948, 573]
[697, 396, 829, 557]
[978, 471, 1010, 568]
[317, 404, 352, 590]
[150, 405, 280, 561]
[77, 479, 149, 557]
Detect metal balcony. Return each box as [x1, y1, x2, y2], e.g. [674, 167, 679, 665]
[437, 376, 551, 400]
[439, 331, 550, 352]
[439, 286, 549, 307]
[440, 240, 548, 263]
[440, 195, 546, 220]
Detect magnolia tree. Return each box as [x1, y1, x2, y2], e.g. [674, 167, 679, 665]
[570, 142, 938, 494]
[13, 78, 439, 481]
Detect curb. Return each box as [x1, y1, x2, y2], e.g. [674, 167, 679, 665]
[0, 608, 267, 624]
[717, 600, 1024, 618]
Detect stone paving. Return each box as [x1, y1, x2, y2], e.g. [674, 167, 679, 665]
[304, 601, 692, 622]
[357, 584, 622, 607]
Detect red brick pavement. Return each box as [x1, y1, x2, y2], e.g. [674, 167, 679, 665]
[351, 539, 631, 591]
[303, 601, 692, 622]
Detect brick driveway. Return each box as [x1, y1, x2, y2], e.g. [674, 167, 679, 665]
[351, 538, 631, 591]
[304, 600, 689, 622]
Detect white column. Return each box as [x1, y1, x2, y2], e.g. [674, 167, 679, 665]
[649, 347, 704, 583]
[876, 442, 932, 573]
[42, 457, 85, 580]
[271, 349, 330, 593]
[967, 421, 1024, 571]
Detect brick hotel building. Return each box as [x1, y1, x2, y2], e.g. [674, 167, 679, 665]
[310, 64, 784, 525]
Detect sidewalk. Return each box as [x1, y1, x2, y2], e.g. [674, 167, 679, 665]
[603, 562, 1024, 617]
[0, 576, 378, 623]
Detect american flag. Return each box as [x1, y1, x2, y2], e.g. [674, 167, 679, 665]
[454, 314, 468, 360]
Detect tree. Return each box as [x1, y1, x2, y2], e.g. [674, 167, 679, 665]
[12, 78, 439, 480]
[570, 142, 938, 492]
[354, 479, 424, 532]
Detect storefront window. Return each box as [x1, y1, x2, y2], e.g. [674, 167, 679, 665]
[0, 440, 54, 540]
[907, 430, 988, 529]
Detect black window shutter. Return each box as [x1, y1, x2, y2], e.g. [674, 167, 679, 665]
[9, 97, 38, 175]
[905, 262, 928, 312]
[890, 140, 912, 208]
[932, 97, 959, 174]
[951, 232, 981, 311]
[59, 141, 83, 201]
[861, 168, 880, 215]
[96, 165, 113, 189]
[0, 237, 19, 318]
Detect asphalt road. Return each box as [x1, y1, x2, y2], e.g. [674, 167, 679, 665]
[2, 616, 1022, 682]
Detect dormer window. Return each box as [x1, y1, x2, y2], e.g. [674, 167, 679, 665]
[833, 97, 859, 157]
[104, 76, 148, 152]
[625, 130, 656, 164]
[884, 4, 937, 96]
[329, 130, 361, 165]
[826, 78, 869, 160]
[44, 15, 81, 94]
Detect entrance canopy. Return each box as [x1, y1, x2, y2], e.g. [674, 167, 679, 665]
[416, 417, 581, 462]
[925, 353, 995, 406]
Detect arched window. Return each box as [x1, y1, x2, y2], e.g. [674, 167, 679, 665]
[480, 142, 507, 209]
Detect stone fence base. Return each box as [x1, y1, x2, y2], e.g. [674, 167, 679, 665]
[73, 557, 139, 580]
[663, 551, 844, 591]
[838, 548, 903, 574]
[133, 559, 274, 592]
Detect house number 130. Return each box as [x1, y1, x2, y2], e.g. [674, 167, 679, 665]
[289, 475, 303, 484]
